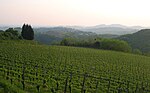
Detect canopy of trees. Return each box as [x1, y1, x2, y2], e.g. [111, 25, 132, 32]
[0, 28, 21, 40]
[21, 24, 34, 40]
[60, 38, 132, 53]
[97, 38, 131, 52]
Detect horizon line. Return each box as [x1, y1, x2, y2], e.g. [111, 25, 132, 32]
[0, 23, 150, 28]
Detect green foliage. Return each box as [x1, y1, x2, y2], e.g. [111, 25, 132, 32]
[0, 28, 21, 40]
[0, 40, 39, 47]
[0, 77, 25, 93]
[0, 41, 150, 92]
[5, 28, 19, 36]
[118, 29, 150, 53]
[34, 32, 62, 45]
[60, 38, 76, 46]
[133, 49, 142, 55]
[99, 38, 132, 52]
[60, 38, 132, 53]
[143, 52, 150, 57]
[21, 24, 34, 40]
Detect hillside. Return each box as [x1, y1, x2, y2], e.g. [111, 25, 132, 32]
[118, 29, 150, 53]
[0, 40, 150, 93]
[34, 27, 120, 44]
[0, 26, 120, 44]
[34, 27, 98, 44]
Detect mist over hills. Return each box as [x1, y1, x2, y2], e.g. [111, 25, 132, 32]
[67, 24, 146, 35]
[0, 26, 11, 31]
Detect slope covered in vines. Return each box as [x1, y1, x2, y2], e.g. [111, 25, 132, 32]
[0, 40, 150, 93]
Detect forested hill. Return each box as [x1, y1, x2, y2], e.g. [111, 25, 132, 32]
[34, 27, 98, 44]
[118, 29, 150, 53]
[33, 27, 117, 44]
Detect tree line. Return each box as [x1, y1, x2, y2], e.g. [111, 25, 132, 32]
[0, 24, 34, 40]
[0, 28, 21, 40]
[60, 38, 147, 55]
[60, 38, 134, 53]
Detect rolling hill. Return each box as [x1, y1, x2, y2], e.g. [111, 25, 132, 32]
[118, 29, 150, 53]
[34, 27, 98, 44]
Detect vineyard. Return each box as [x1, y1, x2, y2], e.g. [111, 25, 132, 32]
[0, 40, 150, 93]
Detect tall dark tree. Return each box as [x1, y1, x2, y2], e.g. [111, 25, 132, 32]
[21, 24, 34, 40]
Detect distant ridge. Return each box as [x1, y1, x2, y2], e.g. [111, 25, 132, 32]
[67, 24, 148, 35]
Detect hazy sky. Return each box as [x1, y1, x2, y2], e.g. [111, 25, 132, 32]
[0, 0, 150, 26]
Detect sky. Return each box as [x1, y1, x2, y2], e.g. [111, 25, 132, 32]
[0, 0, 150, 26]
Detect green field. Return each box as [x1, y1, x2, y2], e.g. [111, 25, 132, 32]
[0, 40, 150, 93]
